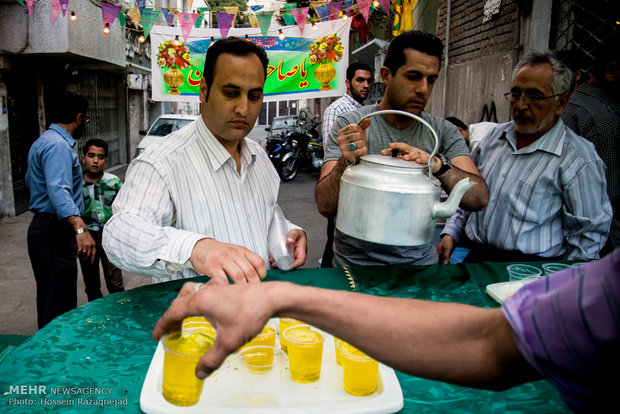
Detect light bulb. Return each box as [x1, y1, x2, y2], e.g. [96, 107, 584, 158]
[210, 36, 215, 46]
[70, 11, 76, 21]
[278, 29, 285, 40]
[138, 35, 145, 43]
[373, 0, 380, 7]
[342, 14, 348, 21]
[103, 23, 110, 35]
[312, 22, 317, 31]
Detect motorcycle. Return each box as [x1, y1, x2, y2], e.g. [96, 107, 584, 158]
[267, 112, 323, 181]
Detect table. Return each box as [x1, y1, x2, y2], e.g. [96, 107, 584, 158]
[0, 263, 569, 413]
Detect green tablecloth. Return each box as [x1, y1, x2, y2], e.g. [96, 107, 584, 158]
[0, 264, 569, 413]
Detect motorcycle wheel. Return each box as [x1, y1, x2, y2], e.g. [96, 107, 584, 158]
[279, 154, 299, 181]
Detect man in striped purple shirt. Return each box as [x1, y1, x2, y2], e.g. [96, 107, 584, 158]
[439, 50, 612, 263]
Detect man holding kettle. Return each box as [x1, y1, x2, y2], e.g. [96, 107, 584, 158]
[315, 30, 489, 267]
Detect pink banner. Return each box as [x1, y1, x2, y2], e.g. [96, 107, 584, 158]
[51, 0, 61, 23]
[59, 0, 69, 17]
[379, 0, 390, 15]
[102, 2, 121, 26]
[327, 2, 342, 21]
[178, 12, 198, 42]
[25, 0, 34, 15]
[357, 0, 371, 22]
[292, 7, 309, 35]
[216, 13, 235, 39]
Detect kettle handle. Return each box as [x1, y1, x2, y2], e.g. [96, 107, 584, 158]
[358, 109, 439, 180]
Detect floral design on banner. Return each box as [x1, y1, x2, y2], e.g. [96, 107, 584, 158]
[157, 40, 191, 70]
[292, 7, 309, 35]
[309, 34, 343, 65]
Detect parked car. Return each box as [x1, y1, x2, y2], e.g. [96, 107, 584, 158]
[265, 115, 299, 139]
[135, 114, 198, 158]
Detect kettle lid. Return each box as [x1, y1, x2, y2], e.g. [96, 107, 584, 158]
[360, 154, 426, 169]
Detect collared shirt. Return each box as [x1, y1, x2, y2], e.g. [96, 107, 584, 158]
[502, 248, 620, 413]
[25, 123, 83, 220]
[322, 93, 363, 146]
[562, 82, 620, 251]
[103, 117, 299, 280]
[442, 120, 612, 260]
[82, 172, 122, 232]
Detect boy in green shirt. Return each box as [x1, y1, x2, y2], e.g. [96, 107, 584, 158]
[80, 139, 124, 301]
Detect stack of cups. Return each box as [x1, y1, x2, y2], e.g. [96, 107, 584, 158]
[268, 206, 294, 271]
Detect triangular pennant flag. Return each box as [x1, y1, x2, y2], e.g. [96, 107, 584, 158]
[327, 2, 342, 20]
[161, 8, 175, 26]
[248, 14, 259, 28]
[141, 9, 160, 40]
[343, 0, 353, 16]
[118, 9, 127, 27]
[25, 0, 34, 14]
[250, 5, 264, 12]
[256, 10, 274, 39]
[178, 12, 198, 42]
[127, 7, 141, 29]
[215, 13, 235, 39]
[291, 7, 309, 35]
[188, 0, 194, 10]
[195, 7, 209, 28]
[102, 2, 122, 26]
[315, 5, 329, 22]
[59, 0, 69, 17]
[379, 0, 390, 15]
[15, 0, 24, 5]
[282, 13, 295, 26]
[357, 0, 371, 23]
[223, 6, 238, 27]
[51, 0, 62, 23]
[136, 0, 146, 15]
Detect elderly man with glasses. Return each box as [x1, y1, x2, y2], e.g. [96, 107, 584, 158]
[437, 50, 612, 263]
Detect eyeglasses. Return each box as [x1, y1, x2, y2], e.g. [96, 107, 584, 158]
[503, 91, 564, 105]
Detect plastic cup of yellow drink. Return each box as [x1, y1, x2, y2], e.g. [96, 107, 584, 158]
[241, 325, 276, 351]
[236, 345, 280, 406]
[279, 318, 304, 353]
[240, 345, 276, 373]
[161, 329, 214, 406]
[339, 341, 378, 396]
[334, 338, 344, 366]
[182, 316, 216, 338]
[283, 326, 324, 383]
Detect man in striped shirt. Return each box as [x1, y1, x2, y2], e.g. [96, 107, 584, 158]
[438, 50, 612, 263]
[103, 38, 307, 283]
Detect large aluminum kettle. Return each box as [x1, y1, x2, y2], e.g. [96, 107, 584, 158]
[336, 110, 476, 246]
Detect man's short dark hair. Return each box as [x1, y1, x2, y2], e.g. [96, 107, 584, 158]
[346, 62, 372, 82]
[83, 138, 109, 158]
[446, 117, 467, 130]
[202, 37, 269, 100]
[52, 91, 89, 124]
[383, 30, 444, 75]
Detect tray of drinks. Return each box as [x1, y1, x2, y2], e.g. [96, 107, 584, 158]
[140, 318, 403, 413]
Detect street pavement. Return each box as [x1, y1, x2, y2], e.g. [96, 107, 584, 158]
[0, 166, 327, 335]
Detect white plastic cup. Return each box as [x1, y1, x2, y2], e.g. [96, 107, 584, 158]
[268, 206, 294, 271]
[541, 263, 571, 275]
[507, 264, 542, 286]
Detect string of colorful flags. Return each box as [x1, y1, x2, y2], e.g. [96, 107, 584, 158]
[13, 0, 414, 44]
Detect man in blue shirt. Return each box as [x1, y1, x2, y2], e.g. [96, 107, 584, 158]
[25, 91, 96, 329]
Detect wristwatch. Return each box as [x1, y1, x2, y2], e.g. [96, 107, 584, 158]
[76, 227, 89, 235]
[434, 153, 452, 177]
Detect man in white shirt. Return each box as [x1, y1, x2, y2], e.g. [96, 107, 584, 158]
[319, 62, 372, 267]
[103, 38, 307, 283]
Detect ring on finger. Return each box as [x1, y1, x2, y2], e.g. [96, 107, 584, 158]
[349, 142, 357, 151]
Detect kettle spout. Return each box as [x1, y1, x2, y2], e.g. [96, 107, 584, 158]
[432, 178, 476, 219]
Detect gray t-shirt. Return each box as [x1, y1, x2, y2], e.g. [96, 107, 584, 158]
[325, 104, 471, 266]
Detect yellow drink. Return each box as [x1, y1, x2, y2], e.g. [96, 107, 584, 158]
[339, 342, 378, 396]
[182, 316, 216, 338]
[241, 345, 275, 373]
[279, 318, 304, 353]
[284, 328, 324, 383]
[162, 331, 214, 406]
[242, 326, 276, 350]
